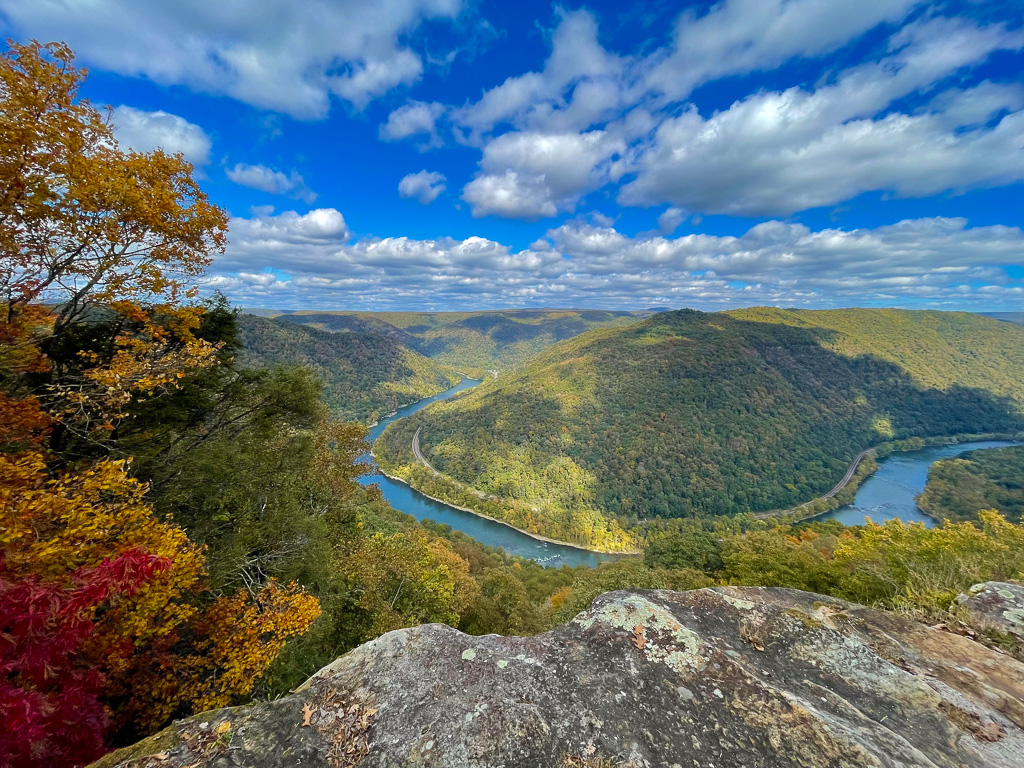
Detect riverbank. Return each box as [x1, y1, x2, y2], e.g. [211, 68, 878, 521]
[766, 430, 1024, 526]
[362, 377, 625, 566]
[372, 464, 637, 556]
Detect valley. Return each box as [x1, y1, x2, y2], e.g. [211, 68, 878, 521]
[249, 308, 647, 370]
[374, 308, 1024, 549]
[917, 443, 1024, 523]
[364, 372, 1024, 562]
[238, 314, 462, 423]
[360, 377, 620, 567]
[820, 439, 1024, 527]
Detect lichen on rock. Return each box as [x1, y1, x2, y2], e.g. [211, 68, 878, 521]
[94, 587, 1024, 768]
[955, 581, 1024, 659]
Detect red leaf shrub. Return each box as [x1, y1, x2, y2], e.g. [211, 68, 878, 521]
[0, 549, 168, 768]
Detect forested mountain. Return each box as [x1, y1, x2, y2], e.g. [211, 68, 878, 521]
[265, 308, 645, 370]
[238, 309, 644, 421]
[917, 445, 1024, 523]
[376, 308, 1024, 544]
[238, 314, 460, 422]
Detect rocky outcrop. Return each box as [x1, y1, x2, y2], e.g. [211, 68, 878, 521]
[95, 588, 1024, 768]
[956, 581, 1024, 657]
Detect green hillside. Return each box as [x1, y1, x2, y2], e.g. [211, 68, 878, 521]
[271, 309, 645, 370]
[917, 444, 1024, 523]
[237, 314, 461, 423]
[376, 308, 1024, 547]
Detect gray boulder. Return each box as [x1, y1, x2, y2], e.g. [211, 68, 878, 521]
[955, 581, 1024, 653]
[96, 587, 1024, 768]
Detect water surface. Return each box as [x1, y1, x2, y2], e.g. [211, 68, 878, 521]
[359, 378, 619, 568]
[817, 440, 1024, 526]
[360, 382, 1018, 557]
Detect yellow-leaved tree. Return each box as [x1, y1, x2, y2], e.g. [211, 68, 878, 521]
[0, 41, 318, 768]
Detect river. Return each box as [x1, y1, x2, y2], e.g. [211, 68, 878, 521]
[361, 381, 1021, 561]
[359, 378, 618, 568]
[816, 440, 1024, 527]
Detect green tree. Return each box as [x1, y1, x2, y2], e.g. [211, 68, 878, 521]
[644, 531, 724, 573]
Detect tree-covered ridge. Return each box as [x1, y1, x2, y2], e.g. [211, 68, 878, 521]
[376, 308, 1024, 546]
[728, 307, 1024, 399]
[237, 314, 461, 423]
[269, 308, 645, 370]
[917, 445, 1024, 523]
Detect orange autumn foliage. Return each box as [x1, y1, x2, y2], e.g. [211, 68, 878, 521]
[0, 437, 321, 735]
[46, 308, 223, 437]
[131, 582, 321, 729]
[0, 42, 226, 321]
[0, 392, 51, 452]
[0, 41, 320, 758]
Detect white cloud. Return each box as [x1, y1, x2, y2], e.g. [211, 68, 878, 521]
[226, 163, 316, 204]
[2, 0, 464, 118]
[462, 131, 624, 219]
[398, 170, 447, 204]
[618, 17, 1024, 216]
[380, 101, 446, 148]
[224, 209, 350, 273]
[436, 5, 1024, 221]
[644, 0, 923, 100]
[206, 207, 1024, 311]
[453, 9, 623, 141]
[657, 208, 686, 234]
[111, 106, 212, 165]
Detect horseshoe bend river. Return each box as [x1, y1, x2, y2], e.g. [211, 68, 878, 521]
[358, 378, 618, 568]
[359, 378, 1023, 567]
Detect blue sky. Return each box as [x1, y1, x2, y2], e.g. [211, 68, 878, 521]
[3, 0, 1023, 311]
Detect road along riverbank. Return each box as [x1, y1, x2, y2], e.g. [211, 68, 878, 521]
[360, 378, 622, 568]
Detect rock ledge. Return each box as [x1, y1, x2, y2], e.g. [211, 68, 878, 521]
[97, 587, 1024, 768]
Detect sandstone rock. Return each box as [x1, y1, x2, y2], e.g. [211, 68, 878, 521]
[94, 588, 1024, 768]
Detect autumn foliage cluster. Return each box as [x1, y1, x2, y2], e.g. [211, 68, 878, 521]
[0, 42, 319, 768]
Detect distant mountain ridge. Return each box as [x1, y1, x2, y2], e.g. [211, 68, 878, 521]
[376, 307, 1024, 544]
[249, 308, 646, 370]
[237, 309, 647, 421]
[984, 312, 1024, 326]
[237, 314, 460, 423]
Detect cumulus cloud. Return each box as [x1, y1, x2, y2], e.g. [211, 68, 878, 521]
[618, 17, 1024, 215]
[111, 106, 212, 165]
[226, 163, 316, 204]
[2, 0, 464, 118]
[222, 208, 350, 275]
[462, 131, 624, 219]
[644, 0, 923, 100]
[380, 101, 446, 148]
[657, 208, 687, 234]
[433, 4, 1024, 221]
[398, 170, 447, 204]
[205, 207, 1024, 311]
[453, 9, 622, 141]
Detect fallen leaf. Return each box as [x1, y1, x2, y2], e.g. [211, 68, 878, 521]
[215, 722, 230, 736]
[302, 702, 316, 727]
[632, 624, 646, 650]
